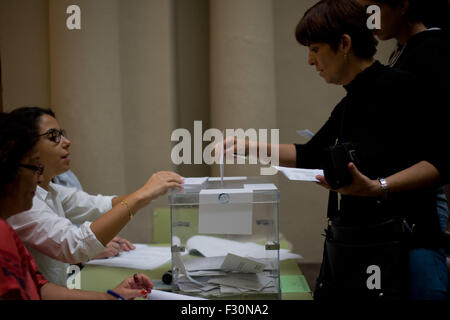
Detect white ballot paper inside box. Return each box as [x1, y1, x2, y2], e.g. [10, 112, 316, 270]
[198, 188, 253, 235]
[220, 253, 266, 273]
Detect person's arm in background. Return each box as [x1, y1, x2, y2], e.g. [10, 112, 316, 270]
[90, 171, 183, 246]
[316, 160, 441, 197]
[218, 104, 342, 169]
[40, 273, 153, 300]
[219, 138, 298, 167]
[317, 73, 445, 197]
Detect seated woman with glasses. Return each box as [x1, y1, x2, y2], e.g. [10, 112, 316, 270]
[0, 112, 153, 299]
[7, 107, 184, 286]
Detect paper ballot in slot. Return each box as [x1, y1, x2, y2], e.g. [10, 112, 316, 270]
[198, 188, 253, 235]
[182, 177, 208, 190]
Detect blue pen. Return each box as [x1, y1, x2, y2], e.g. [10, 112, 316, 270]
[107, 289, 125, 300]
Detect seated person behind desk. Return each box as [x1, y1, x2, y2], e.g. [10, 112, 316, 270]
[0, 112, 153, 300]
[8, 107, 184, 286]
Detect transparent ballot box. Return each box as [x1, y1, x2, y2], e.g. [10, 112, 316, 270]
[169, 177, 281, 299]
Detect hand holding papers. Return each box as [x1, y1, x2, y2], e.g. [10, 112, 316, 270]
[272, 166, 324, 182]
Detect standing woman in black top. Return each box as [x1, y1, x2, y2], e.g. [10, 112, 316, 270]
[220, 0, 446, 300]
[356, 0, 449, 300]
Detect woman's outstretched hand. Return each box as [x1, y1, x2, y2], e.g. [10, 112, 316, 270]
[137, 171, 184, 205]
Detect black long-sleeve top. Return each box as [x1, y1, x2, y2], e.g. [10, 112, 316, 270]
[390, 29, 450, 182]
[295, 61, 442, 248]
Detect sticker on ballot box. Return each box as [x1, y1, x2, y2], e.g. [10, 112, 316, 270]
[198, 189, 253, 235]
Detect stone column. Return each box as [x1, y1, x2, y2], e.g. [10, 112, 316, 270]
[48, 0, 126, 195]
[0, 0, 50, 110]
[209, 0, 278, 177]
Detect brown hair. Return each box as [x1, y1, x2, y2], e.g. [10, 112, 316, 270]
[296, 0, 378, 59]
[0, 113, 38, 194]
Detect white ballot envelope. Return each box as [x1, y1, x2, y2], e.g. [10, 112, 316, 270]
[198, 188, 253, 235]
[220, 253, 266, 273]
[272, 166, 324, 182]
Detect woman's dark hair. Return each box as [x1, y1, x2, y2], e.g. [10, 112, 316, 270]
[296, 0, 378, 59]
[0, 113, 38, 194]
[371, 0, 449, 29]
[10, 106, 56, 137]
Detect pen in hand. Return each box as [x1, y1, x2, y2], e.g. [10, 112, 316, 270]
[134, 273, 149, 298]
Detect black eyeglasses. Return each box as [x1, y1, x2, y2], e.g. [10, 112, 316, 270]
[19, 164, 45, 176]
[38, 129, 68, 144]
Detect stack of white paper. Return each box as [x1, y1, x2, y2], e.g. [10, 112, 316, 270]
[175, 253, 280, 297]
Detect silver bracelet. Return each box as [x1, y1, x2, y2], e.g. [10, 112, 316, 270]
[377, 178, 389, 203]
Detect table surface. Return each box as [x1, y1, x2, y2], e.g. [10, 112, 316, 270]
[79, 244, 313, 300]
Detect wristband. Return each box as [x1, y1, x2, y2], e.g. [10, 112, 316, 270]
[107, 289, 125, 300]
[120, 200, 134, 220]
[377, 178, 389, 203]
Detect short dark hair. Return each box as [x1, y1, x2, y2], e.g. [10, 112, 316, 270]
[295, 0, 378, 59]
[10, 106, 56, 137]
[0, 113, 38, 194]
[372, 0, 449, 29]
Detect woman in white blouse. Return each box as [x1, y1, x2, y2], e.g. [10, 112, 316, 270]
[7, 107, 184, 285]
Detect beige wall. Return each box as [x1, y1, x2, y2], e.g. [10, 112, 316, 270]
[0, 0, 50, 109]
[0, 0, 396, 262]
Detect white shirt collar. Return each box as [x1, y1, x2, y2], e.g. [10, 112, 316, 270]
[35, 183, 58, 201]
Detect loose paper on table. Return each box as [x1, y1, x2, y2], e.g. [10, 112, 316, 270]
[86, 244, 186, 270]
[147, 289, 207, 300]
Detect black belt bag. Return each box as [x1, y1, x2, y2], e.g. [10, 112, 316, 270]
[315, 218, 412, 300]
